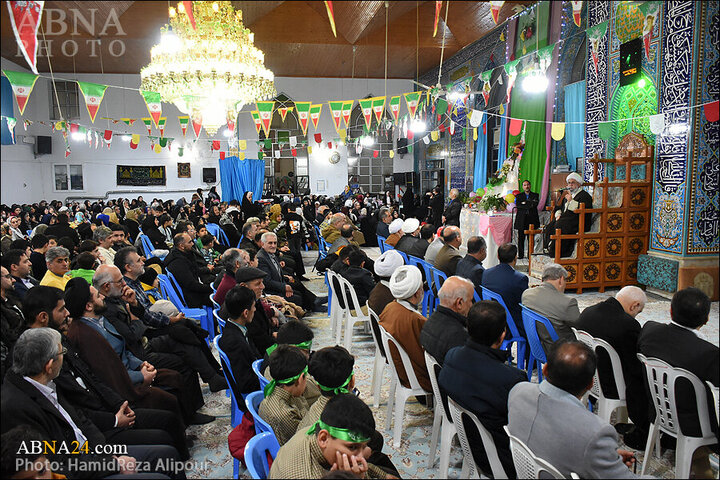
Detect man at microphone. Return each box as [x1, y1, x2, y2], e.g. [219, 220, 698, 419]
[543, 172, 593, 257]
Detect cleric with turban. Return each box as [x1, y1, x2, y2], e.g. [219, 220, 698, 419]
[543, 172, 594, 257]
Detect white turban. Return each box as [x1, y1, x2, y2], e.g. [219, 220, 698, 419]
[401, 218, 420, 234]
[374, 249, 405, 278]
[344, 199, 353, 208]
[566, 172, 583, 184]
[389, 218, 404, 234]
[389, 266, 423, 300]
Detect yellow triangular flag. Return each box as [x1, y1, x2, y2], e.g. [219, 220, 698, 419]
[473, 128, 478, 141]
[339, 128, 347, 141]
[239, 152, 245, 160]
[308, 146, 313, 154]
[499, 104, 505, 114]
[551, 122, 566, 141]
[239, 139, 247, 150]
[389, 150, 395, 158]
[431, 130, 439, 141]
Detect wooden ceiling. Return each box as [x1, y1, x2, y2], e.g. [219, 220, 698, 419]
[1, 1, 534, 78]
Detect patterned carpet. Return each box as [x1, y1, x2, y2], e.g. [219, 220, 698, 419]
[185, 249, 719, 479]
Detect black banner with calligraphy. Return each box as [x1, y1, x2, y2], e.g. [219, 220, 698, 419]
[116, 165, 166, 186]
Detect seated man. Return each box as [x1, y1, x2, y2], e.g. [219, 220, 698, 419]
[420, 276, 473, 364]
[543, 172, 593, 257]
[638, 287, 718, 477]
[576, 286, 650, 450]
[376, 207, 392, 238]
[213, 248, 248, 305]
[39, 246, 70, 290]
[424, 226, 445, 265]
[394, 218, 421, 256]
[456, 236, 486, 291]
[234, 266, 278, 355]
[433, 226, 463, 277]
[29, 233, 50, 280]
[321, 213, 347, 245]
[409, 223, 435, 259]
[3, 248, 39, 300]
[384, 219, 404, 248]
[379, 265, 431, 392]
[481, 243, 528, 336]
[521, 263, 580, 352]
[508, 341, 639, 478]
[439, 300, 527, 477]
[368, 250, 404, 317]
[270, 393, 390, 479]
[259, 345, 309, 445]
[164, 233, 213, 308]
[340, 250, 375, 311]
[328, 224, 355, 256]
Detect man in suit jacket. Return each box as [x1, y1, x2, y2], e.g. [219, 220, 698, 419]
[575, 286, 649, 450]
[456, 236, 486, 293]
[521, 263, 580, 352]
[442, 188, 463, 227]
[433, 226, 463, 276]
[514, 180, 540, 259]
[164, 233, 213, 308]
[420, 276, 473, 365]
[376, 207, 392, 238]
[508, 340, 639, 478]
[3, 249, 39, 301]
[481, 243, 528, 336]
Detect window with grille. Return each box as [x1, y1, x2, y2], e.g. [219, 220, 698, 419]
[348, 156, 393, 193]
[50, 81, 80, 120]
[54, 164, 84, 191]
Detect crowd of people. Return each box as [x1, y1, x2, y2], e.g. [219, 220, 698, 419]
[1, 182, 718, 479]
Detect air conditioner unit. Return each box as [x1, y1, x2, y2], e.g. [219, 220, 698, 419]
[22, 135, 36, 145]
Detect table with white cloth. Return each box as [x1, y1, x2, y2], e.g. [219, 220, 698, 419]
[459, 209, 514, 269]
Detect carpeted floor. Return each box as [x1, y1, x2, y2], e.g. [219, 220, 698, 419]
[186, 248, 719, 479]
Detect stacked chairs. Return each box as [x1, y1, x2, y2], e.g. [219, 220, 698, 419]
[368, 306, 390, 408]
[424, 352, 460, 478]
[244, 432, 280, 480]
[520, 304, 559, 382]
[449, 397, 505, 479]
[480, 286, 528, 372]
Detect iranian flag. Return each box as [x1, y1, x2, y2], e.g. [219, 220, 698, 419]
[191, 112, 203, 138]
[121, 118, 136, 126]
[178, 116, 189, 137]
[226, 112, 236, 133]
[359, 98, 373, 130]
[295, 102, 311, 135]
[570, 1, 583, 27]
[389, 96, 401, 124]
[157, 117, 166, 137]
[2, 70, 39, 115]
[278, 106, 293, 122]
[404, 92, 421, 120]
[341, 100, 354, 128]
[490, 1, 504, 24]
[142, 118, 152, 135]
[140, 90, 162, 128]
[77, 82, 108, 123]
[328, 101, 344, 134]
[371, 96, 386, 124]
[309, 104, 323, 130]
[256, 101, 275, 136]
[7, 1, 44, 74]
[250, 111, 262, 134]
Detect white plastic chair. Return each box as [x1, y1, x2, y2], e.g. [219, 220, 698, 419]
[706, 380, 719, 428]
[637, 354, 718, 478]
[378, 325, 436, 448]
[424, 352, 458, 477]
[572, 328, 628, 424]
[368, 306, 390, 408]
[336, 276, 370, 351]
[503, 426, 579, 479]
[326, 270, 346, 341]
[448, 397, 506, 479]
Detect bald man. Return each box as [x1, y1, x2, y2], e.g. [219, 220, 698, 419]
[420, 276, 474, 364]
[442, 188, 463, 227]
[575, 286, 649, 449]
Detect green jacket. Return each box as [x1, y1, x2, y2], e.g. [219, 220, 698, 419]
[69, 268, 96, 284]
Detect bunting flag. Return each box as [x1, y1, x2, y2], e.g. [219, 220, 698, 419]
[570, 1, 583, 27]
[7, 1, 44, 74]
[181, 1, 195, 30]
[256, 101, 274, 136]
[490, 1, 505, 24]
[328, 101, 344, 134]
[177, 116, 189, 136]
[433, 1, 442, 37]
[705, 101, 719, 122]
[389, 96, 401, 124]
[6, 117, 16, 143]
[638, 2, 660, 62]
[295, 102, 311, 135]
[76, 82, 108, 123]
[431, 130, 439, 141]
[140, 90, 162, 128]
[191, 112, 203, 138]
[250, 110, 262, 134]
[226, 112, 235, 133]
[2, 70, 39, 115]
[359, 98, 373, 129]
[278, 106, 293, 122]
[103, 129, 113, 146]
[469, 109, 484, 128]
[157, 117, 166, 137]
[404, 92, 421, 119]
[480, 70, 493, 105]
[324, 1, 337, 37]
[588, 21, 608, 74]
[551, 122, 565, 140]
[238, 139, 247, 150]
[291, 148, 297, 156]
[538, 43, 556, 74]
[449, 121, 455, 135]
[309, 104, 323, 130]
[648, 113, 665, 134]
[121, 118, 137, 126]
[142, 118, 152, 135]
[504, 59, 520, 103]
[509, 118, 523, 136]
[473, 128, 478, 141]
[371, 96, 386, 124]
[341, 100, 354, 128]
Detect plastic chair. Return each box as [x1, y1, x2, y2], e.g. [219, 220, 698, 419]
[378, 325, 437, 448]
[328, 271, 348, 342]
[637, 354, 718, 478]
[244, 431, 280, 480]
[213, 335, 243, 427]
[26, 229, 33, 237]
[236, 235, 245, 249]
[424, 352, 459, 478]
[481, 286, 528, 372]
[503, 426, 578, 479]
[324, 270, 332, 317]
[418, 258, 437, 316]
[520, 304, 558, 382]
[245, 390, 274, 435]
[377, 235, 387, 253]
[572, 328, 628, 424]
[252, 359, 270, 390]
[429, 267, 448, 314]
[368, 306, 390, 408]
[206, 223, 230, 246]
[395, 250, 409, 263]
[166, 270, 213, 337]
[335, 276, 370, 351]
[707, 381, 719, 428]
[139, 234, 155, 259]
[406, 255, 433, 317]
[448, 397, 506, 479]
[157, 274, 212, 342]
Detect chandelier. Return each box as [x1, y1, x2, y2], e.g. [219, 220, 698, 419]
[140, 1, 276, 136]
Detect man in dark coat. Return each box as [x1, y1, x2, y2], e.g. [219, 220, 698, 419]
[481, 243, 528, 336]
[339, 250, 375, 309]
[544, 172, 593, 257]
[164, 233, 213, 308]
[430, 187, 445, 228]
[456, 236, 486, 293]
[442, 188, 462, 227]
[44, 213, 80, 247]
[514, 180, 540, 259]
[233, 267, 277, 355]
[420, 276, 473, 364]
[376, 207, 392, 238]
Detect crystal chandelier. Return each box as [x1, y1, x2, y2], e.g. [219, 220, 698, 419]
[140, 1, 276, 136]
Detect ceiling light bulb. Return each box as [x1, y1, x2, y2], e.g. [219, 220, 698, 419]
[447, 91, 463, 102]
[160, 28, 181, 54]
[168, 6, 176, 17]
[522, 71, 548, 93]
[71, 132, 85, 142]
[177, 2, 185, 14]
[212, 2, 219, 12]
[410, 119, 426, 133]
[637, 78, 646, 88]
[223, 128, 233, 137]
[360, 136, 374, 147]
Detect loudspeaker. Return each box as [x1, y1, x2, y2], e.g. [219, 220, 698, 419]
[397, 138, 408, 154]
[202, 167, 216, 183]
[35, 135, 52, 155]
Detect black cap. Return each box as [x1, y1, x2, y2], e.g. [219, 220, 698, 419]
[234, 267, 267, 284]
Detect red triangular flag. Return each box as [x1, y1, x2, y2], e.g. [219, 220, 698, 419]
[314, 133, 322, 144]
[192, 114, 203, 138]
[407, 130, 414, 140]
[509, 118, 524, 136]
[212, 140, 221, 150]
[373, 150, 379, 158]
[103, 129, 112, 144]
[7, 1, 44, 74]
[704, 101, 719, 122]
[327, 141, 332, 149]
[291, 148, 297, 156]
[182, 1, 195, 30]
[219, 151, 226, 160]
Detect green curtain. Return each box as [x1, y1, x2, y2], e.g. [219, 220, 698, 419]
[509, 75, 547, 192]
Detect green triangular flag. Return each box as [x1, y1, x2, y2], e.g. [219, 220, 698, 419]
[437, 98, 448, 115]
[264, 138, 272, 149]
[598, 121, 613, 139]
[258, 151, 264, 160]
[2, 70, 40, 116]
[462, 127, 467, 141]
[77, 81, 108, 123]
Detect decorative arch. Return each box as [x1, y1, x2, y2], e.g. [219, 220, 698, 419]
[609, 71, 657, 157]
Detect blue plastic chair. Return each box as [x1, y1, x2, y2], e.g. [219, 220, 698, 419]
[473, 290, 481, 303]
[157, 274, 211, 342]
[139, 234, 156, 259]
[206, 222, 230, 246]
[26, 229, 33, 237]
[245, 391, 274, 435]
[244, 432, 280, 480]
[480, 286, 528, 371]
[166, 270, 214, 336]
[213, 335, 244, 427]
[395, 250, 409, 263]
[377, 235, 387, 253]
[252, 359, 270, 390]
[236, 235, 245, 249]
[429, 267, 448, 315]
[324, 271, 332, 316]
[520, 304, 559, 382]
[407, 255, 432, 317]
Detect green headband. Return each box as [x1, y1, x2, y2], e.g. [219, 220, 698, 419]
[263, 365, 308, 397]
[316, 371, 354, 395]
[265, 340, 313, 357]
[306, 419, 371, 444]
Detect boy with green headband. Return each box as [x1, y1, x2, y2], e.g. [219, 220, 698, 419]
[259, 345, 310, 445]
[270, 394, 393, 479]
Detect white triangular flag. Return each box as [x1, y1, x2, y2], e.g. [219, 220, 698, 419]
[649, 113, 665, 134]
[469, 110, 485, 128]
[274, 149, 281, 158]
[290, 136, 297, 147]
[423, 135, 430, 144]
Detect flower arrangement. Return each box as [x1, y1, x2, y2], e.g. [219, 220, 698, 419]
[479, 193, 507, 212]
